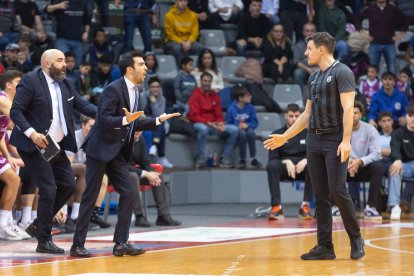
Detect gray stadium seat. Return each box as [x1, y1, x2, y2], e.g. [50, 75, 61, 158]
[132, 28, 144, 50]
[157, 55, 178, 80]
[199, 29, 227, 56]
[273, 84, 304, 111]
[221, 56, 246, 83]
[256, 113, 283, 141]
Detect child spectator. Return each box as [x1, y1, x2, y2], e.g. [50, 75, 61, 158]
[90, 54, 121, 104]
[88, 28, 112, 66]
[78, 61, 93, 101]
[358, 65, 381, 107]
[397, 68, 414, 103]
[174, 56, 197, 117]
[225, 83, 262, 169]
[65, 52, 80, 90]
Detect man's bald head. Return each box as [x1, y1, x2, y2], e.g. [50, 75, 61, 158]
[41, 49, 67, 81]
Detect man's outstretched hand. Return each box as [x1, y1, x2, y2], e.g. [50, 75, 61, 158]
[263, 134, 287, 150]
[123, 108, 145, 123]
[159, 112, 181, 122]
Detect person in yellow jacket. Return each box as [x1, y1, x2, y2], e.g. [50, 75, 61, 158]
[164, 0, 204, 64]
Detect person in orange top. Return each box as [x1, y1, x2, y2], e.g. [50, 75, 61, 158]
[164, 0, 204, 64]
[188, 72, 238, 168]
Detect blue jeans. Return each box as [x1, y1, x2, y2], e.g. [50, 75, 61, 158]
[238, 128, 256, 160]
[55, 38, 83, 67]
[388, 160, 414, 206]
[193, 123, 238, 159]
[368, 43, 396, 73]
[335, 40, 349, 62]
[166, 41, 204, 66]
[293, 68, 309, 89]
[123, 11, 152, 53]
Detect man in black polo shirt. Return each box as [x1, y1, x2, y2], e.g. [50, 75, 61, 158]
[266, 103, 313, 221]
[264, 32, 364, 261]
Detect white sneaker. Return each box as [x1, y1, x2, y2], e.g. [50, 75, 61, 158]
[0, 225, 23, 241]
[149, 145, 157, 156]
[390, 205, 401, 221]
[364, 205, 382, 221]
[158, 156, 173, 168]
[332, 206, 342, 221]
[9, 222, 31, 240]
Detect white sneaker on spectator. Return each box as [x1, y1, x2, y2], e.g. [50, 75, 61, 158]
[364, 205, 382, 221]
[149, 145, 157, 156]
[9, 222, 31, 240]
[390, 205, 401, 221]
[0, 225, 22, 241]
[158, 157, 173, 168]
[332, 206, 342, 221]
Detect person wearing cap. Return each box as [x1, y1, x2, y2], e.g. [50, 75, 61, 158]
[0, 43, 20, 73]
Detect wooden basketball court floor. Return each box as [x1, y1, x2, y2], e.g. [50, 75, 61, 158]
[1, 217, 414, 276]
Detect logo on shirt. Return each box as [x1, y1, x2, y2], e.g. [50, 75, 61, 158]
[395, 103, 401, 110]
[327, 76, 332, 83]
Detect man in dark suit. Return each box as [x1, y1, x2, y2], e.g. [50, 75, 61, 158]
[71, 50, 179, 258]
[129, 131, 181, 227]
[10, 49, 97, 254]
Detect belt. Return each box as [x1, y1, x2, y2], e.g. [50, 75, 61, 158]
[126, 7, 152, 13]
[309, 126, 342, 134]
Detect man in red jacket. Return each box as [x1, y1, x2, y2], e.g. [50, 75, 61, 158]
[188, 71, 238, 168]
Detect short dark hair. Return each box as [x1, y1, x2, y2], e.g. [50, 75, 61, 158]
[180, 56, 193, 67]
[354, 101, 364, 114]
[378, 111, 393, 121]
[368, 64, 378, 72]
[381, 71, 396, 80]
[148, 76, 161, 86]
[65, 52, 76, 60]
[407, 104, 414, 115]
[286, 103, 300, 113]
[200, 71, 213, 81]
[82, 116, 94, 125]
[305, 32, 336, 54]
[400, 67, 412, 78]
[119, 50, 143, 75]
[93, 28, 105, 37]
[232, 83, 250, 101]
[98, 54, 114, 65]
[0, 70, 23, 90]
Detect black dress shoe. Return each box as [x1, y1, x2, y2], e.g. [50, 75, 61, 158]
[25, 222, 39, 240]
[135, 215, 151, 227]
[70, 245, 92, 258]
[113, 242, 146, 257]
[36, 241, 65, 254]
[156, 215, 182, 226]
[90, 215, 111, 228]
[350, 237, 365, 260]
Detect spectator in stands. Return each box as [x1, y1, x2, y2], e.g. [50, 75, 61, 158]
[355, 0, 409, 74]
[90, 54, 121, 104]
[377, 111, 394, 192]
[141, 77, 174, 168]
[266, 103, 313, 220]
[262, 23, 293, 83]
[0, 43, 20, 72]
[315, 0, 349, 62]
[65, 52, 80, 90]
[0, 0, 20, 51]
[368, 71, 409, 129]
[225, 83, 262, 169]
[209, 0, 244, 25]
[261, 0, 280, 25]
[78, 61, 93, 102]
[293, 22, 317, 89]
[358, 65, 381, 108]
[164, 0, 204, 65]
[0, 70, 28, 240]
[395, 0, 414, 25]
[279, 0, 314, 41]
[347, 101, 383, 220]
[188, 0, 216, 29]
[88, 28, 112, 67]
[143, 52, 158, 89]
[192, 48, 224, 91]
[396, 68, 413, 103]
[174, 56, 197, 117]
[47, 0, 90, 67]
[115, 0, 156, 54]
[388, 104, 414, 220]
[65, 116, 110, 231]
[14, 0, 50, 46]
[129, 131, 181, 227]
[16, 35, 33, 73]
[236, 0, 270, 56]
[188, 71, 238, 168]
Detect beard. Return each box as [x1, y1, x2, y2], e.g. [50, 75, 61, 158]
[49, 63, 66, 81]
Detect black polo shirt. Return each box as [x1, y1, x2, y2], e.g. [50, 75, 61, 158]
[307, 61, 355, 129]
[269, 125, 308, 163]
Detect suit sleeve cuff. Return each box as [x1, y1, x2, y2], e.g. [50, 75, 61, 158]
[24, 128, 35, 138]
[122, 116, 129, 126]
[141, 170, 147, 178]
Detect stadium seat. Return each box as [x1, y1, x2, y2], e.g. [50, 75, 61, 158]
[157, 55, 178, 80]
[221, 56, 246, 83]
[199, 29, 227, 56]
[273, 84, 304, 111]
[256, 113, 283, 141]
[132, 28, 144, 50]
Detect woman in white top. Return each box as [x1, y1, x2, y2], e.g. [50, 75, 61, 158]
[192, 48, 224, 91]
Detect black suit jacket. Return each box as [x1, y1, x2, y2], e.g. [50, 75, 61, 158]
[82, 77, 158, 162]
[10, 68, 97, 153]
